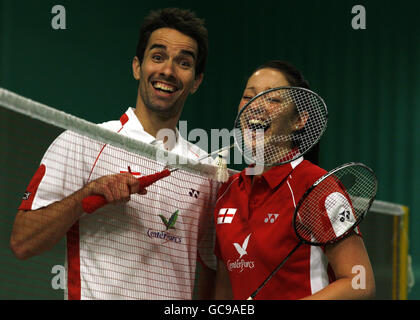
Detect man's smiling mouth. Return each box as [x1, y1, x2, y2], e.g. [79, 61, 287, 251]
[152, 81, 177, 93]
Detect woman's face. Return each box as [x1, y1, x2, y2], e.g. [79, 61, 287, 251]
[238, 68, 303, 164]
[238, 68, 290, 111]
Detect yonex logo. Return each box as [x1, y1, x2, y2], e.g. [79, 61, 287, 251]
[217, 208, 237, 224]
[189, 189, 200, 198]
[264, 213, 279, 224]
[325, 192, 355, 238]
[339, 209, 352, 223]
[22, 191, 31, 200]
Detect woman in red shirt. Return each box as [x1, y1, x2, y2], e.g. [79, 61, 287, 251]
[214, 60, 375, 300]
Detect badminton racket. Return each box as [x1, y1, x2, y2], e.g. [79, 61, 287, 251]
[247, 162, 378, 300]
[82, 86, 328, 213]
[81, 147, 230, 213]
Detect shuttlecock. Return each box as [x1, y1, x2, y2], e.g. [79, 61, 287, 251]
[213, 149, 229, 183]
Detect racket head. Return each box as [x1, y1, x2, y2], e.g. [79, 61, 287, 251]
[234, 86, 328, 166]
[293, 162, 378, 246]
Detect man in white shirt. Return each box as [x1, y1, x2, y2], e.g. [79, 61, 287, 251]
[10, 8, 217, 300]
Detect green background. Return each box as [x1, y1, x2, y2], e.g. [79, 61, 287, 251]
[0, 0, 419, 299]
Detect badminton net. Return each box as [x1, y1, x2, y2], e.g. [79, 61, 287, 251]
[0, 88, 225, 300]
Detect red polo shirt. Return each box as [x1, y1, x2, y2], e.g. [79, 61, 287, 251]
[214, 158, 334, 300]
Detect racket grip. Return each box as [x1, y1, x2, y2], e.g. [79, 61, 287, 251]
[81, 169, 172, 213]
[137, 169, 171, 190]
[82, 195, 108, 214]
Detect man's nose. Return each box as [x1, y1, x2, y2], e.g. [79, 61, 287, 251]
[159, 59, 176, 78]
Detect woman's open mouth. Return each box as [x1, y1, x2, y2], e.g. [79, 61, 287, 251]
[247, 119, 271, 132]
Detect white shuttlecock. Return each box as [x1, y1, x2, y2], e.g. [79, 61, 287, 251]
[212, 150, 229, 183]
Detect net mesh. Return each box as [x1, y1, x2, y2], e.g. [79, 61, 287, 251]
[234, 87, 328, 166]
[294, 163, 377, 245]
[0, 88, 221, 300]
[0, 89, 410, 300]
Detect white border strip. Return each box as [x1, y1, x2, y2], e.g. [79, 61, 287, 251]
[369, 199, 406, 216]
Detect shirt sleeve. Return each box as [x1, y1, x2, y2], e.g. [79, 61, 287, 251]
[296, 174, 359, 244]
[18, 130, 91, 211]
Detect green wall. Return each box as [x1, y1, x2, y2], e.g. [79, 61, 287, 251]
[1, 0, 419, 299]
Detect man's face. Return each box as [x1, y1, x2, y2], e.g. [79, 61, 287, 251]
[133, 28, 203, 118]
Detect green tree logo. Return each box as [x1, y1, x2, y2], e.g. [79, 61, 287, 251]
[159, 210, 179, 230]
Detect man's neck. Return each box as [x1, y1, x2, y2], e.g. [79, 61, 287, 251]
[134, 107, 178, 137]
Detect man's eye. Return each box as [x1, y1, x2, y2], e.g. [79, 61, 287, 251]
[152, 55, 163, 62]
[179, 60, 192, 68]
[242, 96, 253, 101]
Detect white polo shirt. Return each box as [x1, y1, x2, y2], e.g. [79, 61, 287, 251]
[19, 107, 218, 300]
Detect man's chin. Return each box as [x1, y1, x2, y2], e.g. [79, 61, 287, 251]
[145, 103, 180, 118]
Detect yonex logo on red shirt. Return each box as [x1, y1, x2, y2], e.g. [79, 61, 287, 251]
[264, 213, 279, 224]
[217, 208, 237, 224]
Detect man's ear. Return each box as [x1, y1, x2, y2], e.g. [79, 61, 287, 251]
[132, 56, 141, 81]
[190, 73, 204, 94]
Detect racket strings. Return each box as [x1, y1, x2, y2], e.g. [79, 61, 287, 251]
[295, 165, 377, 245]
[292, 90, 326, 147]
[235, 87, 327, 166]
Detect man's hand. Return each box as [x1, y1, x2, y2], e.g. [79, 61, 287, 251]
[85, 172, 147, 204]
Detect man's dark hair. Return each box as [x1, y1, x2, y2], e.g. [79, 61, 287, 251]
[136, 8, 208, 77]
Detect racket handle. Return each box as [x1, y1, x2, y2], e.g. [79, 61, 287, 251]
[137, 169, 171, 189]
[82, 195, 108, 214]
[81, 169, 171, 213]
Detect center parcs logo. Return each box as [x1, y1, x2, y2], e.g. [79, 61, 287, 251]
[147, 210, 182, 244]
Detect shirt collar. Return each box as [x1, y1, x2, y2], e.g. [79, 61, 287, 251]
[262, 157, 304, 189]
[239, 157, 304, 190]
[121, 108, 180, 151]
